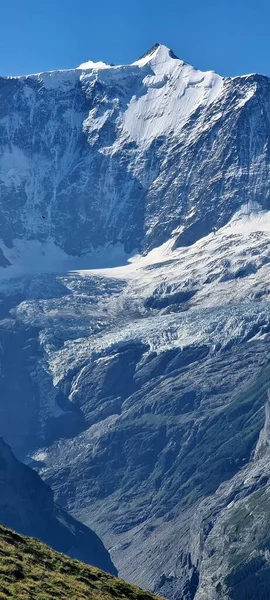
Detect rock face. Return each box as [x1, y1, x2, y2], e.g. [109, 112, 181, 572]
[192, 391, 270, 600]
[0, 437, 116, 575]
[0, 44, 270, 599]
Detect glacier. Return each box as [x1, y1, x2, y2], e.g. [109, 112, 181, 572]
[0, 44, 270, 599]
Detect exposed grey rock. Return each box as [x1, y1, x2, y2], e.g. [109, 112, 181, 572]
[254, 390, 270, 460]
[192, 390, 270, 599]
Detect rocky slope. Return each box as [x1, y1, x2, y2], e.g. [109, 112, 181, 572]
[0, 437, 116, 575]
[0, 44, 269, 599]
[0, 524, 161, 600]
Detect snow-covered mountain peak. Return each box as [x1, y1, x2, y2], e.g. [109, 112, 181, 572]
[132, 43, 178, 66]
[121, 46, 223, 145]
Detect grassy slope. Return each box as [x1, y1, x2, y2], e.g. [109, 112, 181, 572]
[0, 524, 162, 600]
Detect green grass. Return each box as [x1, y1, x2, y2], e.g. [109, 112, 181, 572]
[0, 524, 163, 600]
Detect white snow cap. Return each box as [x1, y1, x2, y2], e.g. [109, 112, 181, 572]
[132, 43, 180, 66]
[22, 44, 223, 146]
[74, 44, 223, 146]
[77, 59, 110, 70]
[123, 43, 223, 145]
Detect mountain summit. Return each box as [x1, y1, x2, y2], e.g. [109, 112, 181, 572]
[133, 42, 179, 64]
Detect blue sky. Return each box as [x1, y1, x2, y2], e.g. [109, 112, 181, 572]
[0, 0, 269, 77]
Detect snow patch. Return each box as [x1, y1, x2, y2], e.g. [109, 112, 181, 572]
[77, 60, 110, 70]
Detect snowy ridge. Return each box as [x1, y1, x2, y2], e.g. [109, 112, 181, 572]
[26, 44, 223, 144]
